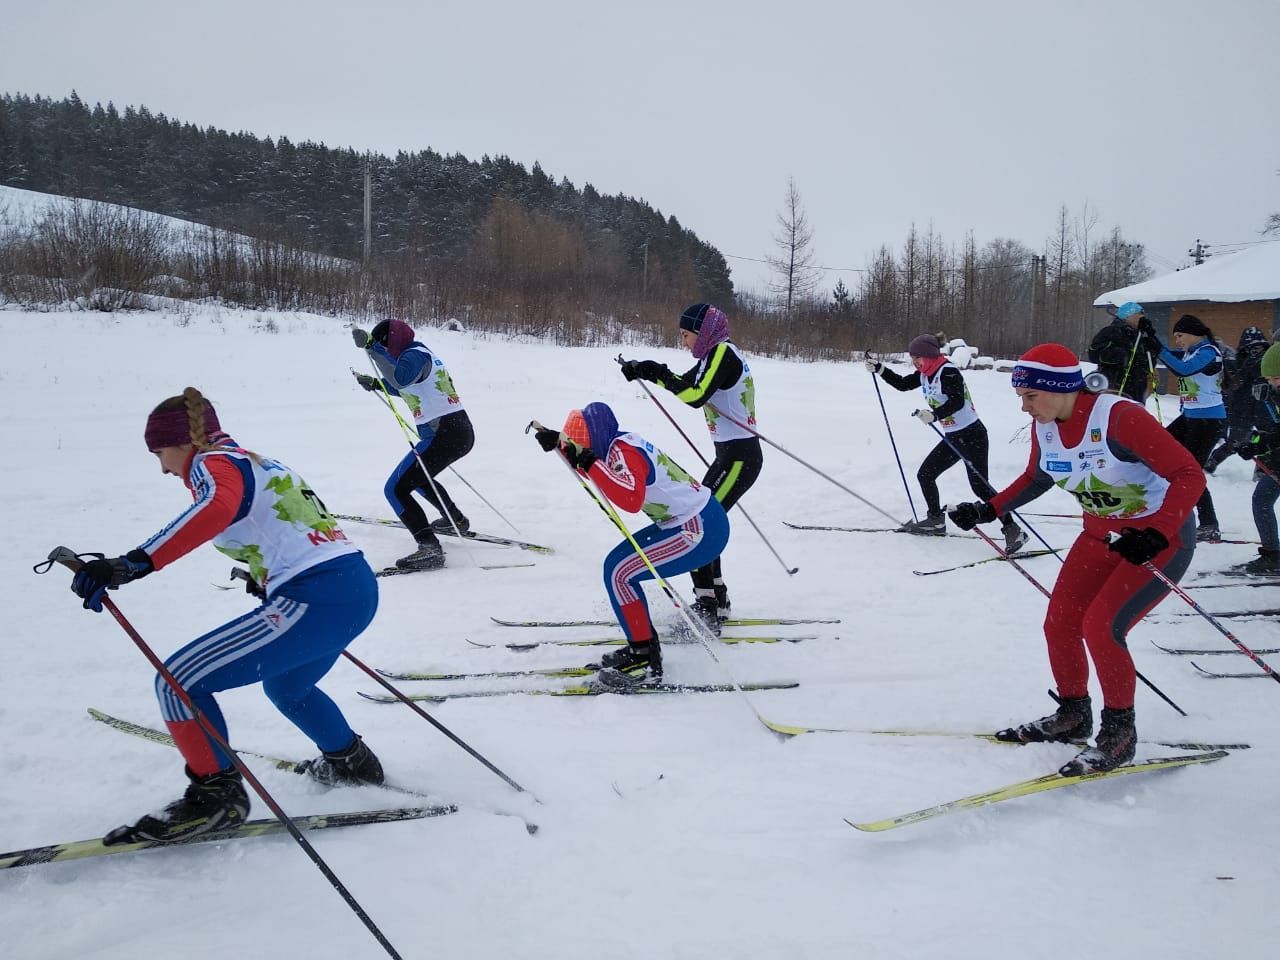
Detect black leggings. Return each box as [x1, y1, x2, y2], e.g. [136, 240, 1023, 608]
[917, 421, 1007, 520]
[385, 410, 475, 542]
[1167, 415, 1225, 527]
[691, 438, 763, 592]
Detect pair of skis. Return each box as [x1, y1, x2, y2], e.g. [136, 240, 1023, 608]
[333, 512, 552, 554]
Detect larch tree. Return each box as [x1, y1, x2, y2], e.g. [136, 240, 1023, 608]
[768, 177, 818, 315]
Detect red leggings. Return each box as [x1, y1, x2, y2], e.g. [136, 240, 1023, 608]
[1043, 525, 1193, 709]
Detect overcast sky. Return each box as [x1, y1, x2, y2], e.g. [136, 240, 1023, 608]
[3, 0, 1278, 297]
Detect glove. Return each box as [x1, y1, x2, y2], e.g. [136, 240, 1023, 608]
[1137, 316, 1155, 337]
[1235, 441, 1256, 461]
[353, 372, 379, 392]
[947, 501, 996, 531]
[564, 443, 597, 472]
[70, 550, 153, 612]
[912, 408, 937, 425]
[864, 359, 882, 374]
[1108, 526, 1168, 566]
[231, 568, 267, 600]
[622, 360, 668, 383]
[351, 327, 371, 349]
[534, 428, 562, 452]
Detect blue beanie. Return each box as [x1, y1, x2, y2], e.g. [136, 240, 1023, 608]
[1116, 302, 1143, 320]
[679, 303, 713, 333]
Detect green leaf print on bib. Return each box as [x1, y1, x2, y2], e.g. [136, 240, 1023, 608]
[1059, 473, 1149, 518]
[434, 368, 459, 402]
[265, 475, 336, 533]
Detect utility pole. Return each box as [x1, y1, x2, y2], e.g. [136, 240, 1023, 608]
[1188, 238, 1210, 266]
[363, 159, 372, 270]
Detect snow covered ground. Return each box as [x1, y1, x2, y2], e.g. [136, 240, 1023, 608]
[0, 304, 1275, 960]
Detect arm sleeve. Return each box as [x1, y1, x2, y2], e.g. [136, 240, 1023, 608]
[1159, 345, 1219, 376]
[585, 442, 650, 514]
[878, 367, 922, 392]
[989, 429, 1055, 515]
[657, 343, 743, 409]
[929, 368, 967, 421]
[1105, 403, 1206, 540]
[138, 456, 249, 571]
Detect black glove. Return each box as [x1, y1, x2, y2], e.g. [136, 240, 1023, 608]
[71, 550, 153, 612]
[622, 360, 668, 383]
[1235, 441, 1256, 461]
[353, 372, 379, 392]
[564, 443, 597, 472]
[534, 428, 562, 452]
[351, 327, 371, 349]
[1136, 316, 1154, 336]
[947, 501, 997, 531]
[1108, 526, 1169, 566]
[231, 567, 267, 600]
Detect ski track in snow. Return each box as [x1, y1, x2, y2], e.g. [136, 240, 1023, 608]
[1, 305, 1275, 959]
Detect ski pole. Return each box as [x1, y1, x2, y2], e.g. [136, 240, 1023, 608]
[617, 364, 798, 576]
[868, 361, 919, 523]
[1128, 551, 1280, 685]
[340, 651, 541, 797]
[924, 421, 1059, 558]
[954, 529, 1187, 716]
[354, 362, 474, 563]
[527, 422, 808, 738]
[34, 547, 406, 960]
[446, 465, 522, 535]
[702, 402, 905, 528]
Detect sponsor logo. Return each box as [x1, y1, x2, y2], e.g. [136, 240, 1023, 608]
[1096, 458, 1107, 469]
[1090, 428, 1102, 442]
[266, 613, 281, 628]
[1046, 460, 1072, 473]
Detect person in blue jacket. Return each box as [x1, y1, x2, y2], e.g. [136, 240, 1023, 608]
[1156, 314, 1227, 541]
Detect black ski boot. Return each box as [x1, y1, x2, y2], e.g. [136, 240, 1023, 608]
[396, 538, 446, 571]
[596, 638, 662, 688]
[688, 591, 722, 637]
[713, 583, 731, 620]
[899, 512, 945, 536]
[298, 734, 385, 786]
[995, 694, 1093, 743]
[1058, 706, 1136, 776]
[1002, 521, 1029, 554]
[104, 766, 249, 845]
[1237, 548, 1280, 576]
[430, 512, 470, 536]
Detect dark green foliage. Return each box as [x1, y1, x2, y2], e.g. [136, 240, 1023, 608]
[0, 92, 733, 306]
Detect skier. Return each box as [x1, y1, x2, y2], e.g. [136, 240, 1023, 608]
[351, 318, 474, 570]
[618, 302, 759, 626]
[68, 387, 384, 845]
[866, 334, 1027, 552]
[1230, 342, 1280, 574]
[532, 402, 730, 684]
[1205, 326, 1269, 473]
[947, 344, 1204, 775]
[1087, 302, 1161, 403]
[1152, 314, 1228, 541]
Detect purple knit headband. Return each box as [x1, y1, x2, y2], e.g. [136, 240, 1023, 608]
[144, 404, 222, 451]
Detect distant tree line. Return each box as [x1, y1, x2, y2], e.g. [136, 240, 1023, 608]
[0, 92, 731, 340]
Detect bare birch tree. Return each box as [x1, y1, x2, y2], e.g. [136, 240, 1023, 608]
[768, 177, 818, 315]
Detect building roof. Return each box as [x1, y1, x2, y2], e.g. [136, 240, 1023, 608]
[1094, 241, 1280, 307]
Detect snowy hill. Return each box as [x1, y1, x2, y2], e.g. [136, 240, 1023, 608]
[0, 305, 1273, 959]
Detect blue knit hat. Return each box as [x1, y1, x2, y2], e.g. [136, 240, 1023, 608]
[679, 303, 713, 333]
[1116, 302, 1144, 319]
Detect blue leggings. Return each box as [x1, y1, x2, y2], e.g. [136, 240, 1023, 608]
[603, 500, 730, 643]
[156, 553, 378, 774]
[1252, 469, 1280, 551]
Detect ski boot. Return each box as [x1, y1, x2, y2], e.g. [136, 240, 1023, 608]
[104, 766, 249, 845]
[396, 539, 446, 571]
[298, 734, 385, 786]
[1235, 548, 1280, 576]
[994, 693, 1093, 743]
[1195, 524, 1222, 544]
[430, 512, 470, 536]
[899, 512, 946, 536]
[713, 583, 731, 621]
[1058, 707, 1136, 776]
[1002, 521, 1029, 555]
[687, 590, 722, 637]
[595, 639, 662, 689]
